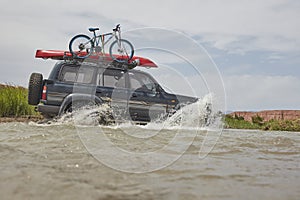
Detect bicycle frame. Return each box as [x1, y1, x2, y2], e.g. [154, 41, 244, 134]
[91, 30, 121, 54]
[94, 33, 113, 47]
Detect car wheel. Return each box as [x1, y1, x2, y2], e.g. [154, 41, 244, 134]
[28, 73, 43, 105]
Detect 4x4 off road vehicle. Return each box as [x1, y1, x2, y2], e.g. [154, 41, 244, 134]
[28, 50, 199, 123]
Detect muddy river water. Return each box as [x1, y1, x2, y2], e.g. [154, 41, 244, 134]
[0, 120, 299, 200]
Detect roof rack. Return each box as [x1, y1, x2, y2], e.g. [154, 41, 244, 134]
[61, 53, 139, 70]
[35, 50, 158, 69]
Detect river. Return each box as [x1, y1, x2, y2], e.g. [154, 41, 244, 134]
[0, 118, 299, 200]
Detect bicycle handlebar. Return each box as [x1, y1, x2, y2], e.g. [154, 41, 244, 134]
[113, 24, 121, 32]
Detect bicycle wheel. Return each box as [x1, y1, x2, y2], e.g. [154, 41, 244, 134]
[69, 34, 93, 59]
[109, 39, 134, 62]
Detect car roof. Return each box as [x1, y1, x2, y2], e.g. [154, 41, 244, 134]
[56, 60, 152, 75]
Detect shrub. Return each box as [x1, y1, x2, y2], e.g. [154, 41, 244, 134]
[224, 114, 300, 132]
[252, 115, 264, 126]
[0, 84, 37, 117]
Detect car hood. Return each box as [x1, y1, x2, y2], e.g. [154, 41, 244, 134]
[174, 94, 198, 105]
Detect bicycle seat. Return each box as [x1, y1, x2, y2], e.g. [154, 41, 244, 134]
[88, 28, 99, 32]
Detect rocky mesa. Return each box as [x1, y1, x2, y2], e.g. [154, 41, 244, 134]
[229, 110, 300, 122]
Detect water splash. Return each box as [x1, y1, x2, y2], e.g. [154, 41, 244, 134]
[36, 93, 223, 130]
[164, 94, 213, 127]
[141, 93, 223, 131]
[32, 104, 112, 127]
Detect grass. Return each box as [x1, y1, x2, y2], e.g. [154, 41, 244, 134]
[224, 114, 300, 132]
[224, 115, 261, 130]
[263, 119, 300, 132]
[0, 84, 38, 117]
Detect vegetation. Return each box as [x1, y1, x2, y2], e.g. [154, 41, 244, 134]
[224, 114, 300, 132]
[0, 84, 38, 117]
[224, 114, 261, 130]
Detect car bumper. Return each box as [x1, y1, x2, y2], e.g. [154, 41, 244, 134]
[37, 104, 60, 116]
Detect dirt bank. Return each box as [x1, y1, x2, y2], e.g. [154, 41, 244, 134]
[0, 116, 43, 123]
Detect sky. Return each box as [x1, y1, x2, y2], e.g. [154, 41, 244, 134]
[0, 0, 299, 111]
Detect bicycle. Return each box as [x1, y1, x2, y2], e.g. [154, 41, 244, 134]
[69, 24, 134, 62]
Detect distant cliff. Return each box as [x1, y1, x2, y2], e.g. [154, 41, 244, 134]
[229, 110, 300, 122]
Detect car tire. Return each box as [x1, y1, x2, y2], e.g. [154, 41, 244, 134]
[28, 73, 43, 105]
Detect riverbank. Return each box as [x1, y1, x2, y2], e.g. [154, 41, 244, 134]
[1, 116, 299, 132]
[1, 115, 299, 132]
[224, 114, 300, 132]
[0, 116, 43, 123]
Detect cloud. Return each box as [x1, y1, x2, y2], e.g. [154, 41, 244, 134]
[224, 74, 300, 110]
[2, 0, 299, 54]
[1, 1, 299, 66]
[93, 0, 300, 54]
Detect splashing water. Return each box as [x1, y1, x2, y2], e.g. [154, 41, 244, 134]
[163, 94, 215, 128]
[42, 93, 223, 130]
[37, 103, 112, 126]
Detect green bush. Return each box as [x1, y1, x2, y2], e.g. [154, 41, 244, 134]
[0, 84, 37, 117]
[263, 119, 300, 132]
[234, 114, 244, 121]
[224, 115, 261, 130]
[224, 114, 300, 132]
[252, 115, 264, 126]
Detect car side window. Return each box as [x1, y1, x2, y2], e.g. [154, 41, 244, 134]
[59, 65, 95, 84]
[129, 72, 157, 92]
[77, 67, 95, 83]
[97, 69, 126, 88]
[63, 71, 77, 82]
[130, 77, 142, 89]
[60, 66, 76, 82]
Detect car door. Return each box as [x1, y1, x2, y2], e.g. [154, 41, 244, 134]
[96, 68, 129, 121]
[128, 71, 169, 122]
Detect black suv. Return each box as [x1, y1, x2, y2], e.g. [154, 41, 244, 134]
[28, 58, 198, 123]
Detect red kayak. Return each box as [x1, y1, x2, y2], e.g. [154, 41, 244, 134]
[35, 50, 158, 68]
